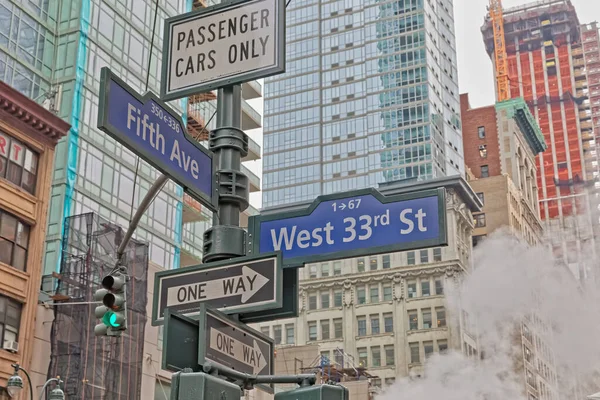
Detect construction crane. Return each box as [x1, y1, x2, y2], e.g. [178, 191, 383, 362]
[489, 0, 510, 101]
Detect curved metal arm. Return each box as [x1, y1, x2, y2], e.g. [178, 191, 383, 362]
[39, 378, 60, 400]
[19, 367, 34, 400]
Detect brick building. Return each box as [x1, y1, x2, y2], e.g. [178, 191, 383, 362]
[0, 82, 68, 397]
[461, 93, 546, 246]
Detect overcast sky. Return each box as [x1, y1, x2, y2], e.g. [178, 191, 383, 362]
[454, 0, 600, 108]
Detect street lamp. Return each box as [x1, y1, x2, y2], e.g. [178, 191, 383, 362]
[6, 363, 65, 400]
[7, 363, 33, 400]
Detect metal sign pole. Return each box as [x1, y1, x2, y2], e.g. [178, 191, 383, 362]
[203, 85, 249, 263]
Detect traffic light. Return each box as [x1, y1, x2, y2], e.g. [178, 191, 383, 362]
[94, 270, 127, 337]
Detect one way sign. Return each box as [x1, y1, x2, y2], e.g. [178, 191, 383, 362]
[152, 253, 282, 325]
[199, 305, 274, 378]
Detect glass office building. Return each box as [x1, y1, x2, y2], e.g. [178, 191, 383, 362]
[262, 0, 464, 208]
[0, 0, 262, 274]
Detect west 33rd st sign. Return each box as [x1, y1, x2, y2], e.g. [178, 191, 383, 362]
[249, 188, 448, 267]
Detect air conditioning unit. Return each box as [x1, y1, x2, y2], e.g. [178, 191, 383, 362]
[3, 340, 18, 353]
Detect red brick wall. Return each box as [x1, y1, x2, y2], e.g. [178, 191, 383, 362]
[460, 93, 501, 179]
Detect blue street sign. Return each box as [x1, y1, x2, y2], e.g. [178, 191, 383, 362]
[98, 67, 218, 211]
[248, 188, 447, 267]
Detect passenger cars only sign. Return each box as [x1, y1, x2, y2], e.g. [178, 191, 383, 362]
[161, 0, 285, 101]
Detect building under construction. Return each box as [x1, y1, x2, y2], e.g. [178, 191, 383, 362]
[482, 0, 600, 281]
[42, 213, 149, 399]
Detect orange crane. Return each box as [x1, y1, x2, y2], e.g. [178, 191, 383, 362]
[489, 0, 510, 101]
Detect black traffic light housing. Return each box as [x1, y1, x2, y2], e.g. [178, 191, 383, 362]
[94, 268, 128, 337]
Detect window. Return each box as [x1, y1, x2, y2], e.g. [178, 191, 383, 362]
[357, 258, 365, 272]
[334, 290, 343, 307]
[421, 279, 431, 296]
[372, 378, 382, 388]
[385, 377, 396, 386]
[321, 320, 330, 340]
[320, 351, 330, 363]
[321, 292, 330, 309]
[407, 251, 415, 265]
[356, 286, 366, 304]
[0, 296, 21, 348]
[273, 325, 282, 344]
[438, 339, 448, 353]
[334, 318, 343, 338]
[261, 326, 270, 336]
[524, 345, 533, 363]
[479, 144, 487, 158]
[286, 324, 295, 344]
[478, 126, 485, 138]
[382, 254, 391, 269]
[370, 286, 379, 303]
[481, 165, 489, 178]
[383, 284, 392, 301]
[384, 345, 395, 366]
[435, 278, 444, 295]
[384, 313, 393, 333]
[334, 350, 344, 365]
[407, 280, 417, 298]
[433, 248, 442, 262]
[0, 132, 39, 195]
[333, 261, 342, 275]
[422, 309, 432, 329]
[308, 293, 317, 310]
[371, 315, 380, 335]
[309, 265, 317, 278]
[436, 307, 446, 327]
[409, 342, 420, 363]
[420, 249, 428, 263]
[474, 213, 486, 228]
[0, 211, 30, 271]
[408, 310, 418, 330]
[369, 256, 378, 270]
[308, 322, 317, 341]
[358, 347, 368, 367]
[321, 263, 330, 277]
[357, 317, 367, 336]
[476, 192, 485, 205]
[424, 341, 434, 358]
[371, 346, 381, 367]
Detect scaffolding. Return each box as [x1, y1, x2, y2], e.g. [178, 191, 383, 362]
[44, 213, 149, 399]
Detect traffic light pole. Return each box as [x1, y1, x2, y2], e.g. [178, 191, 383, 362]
[116, 173, 169, 265]
[202, 85, 249, 263]
[201, 361, 316, 389]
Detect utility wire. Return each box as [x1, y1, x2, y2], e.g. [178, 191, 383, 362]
[129, 0, 161, 227]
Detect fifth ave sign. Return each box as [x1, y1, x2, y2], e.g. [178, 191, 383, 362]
[161, 0, 285, 101]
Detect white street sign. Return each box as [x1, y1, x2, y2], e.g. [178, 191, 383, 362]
[161, 0, 285, 101]
[166, 266, 269, 307]
[210, 327, 267, 374]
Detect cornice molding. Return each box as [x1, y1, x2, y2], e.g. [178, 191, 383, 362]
[0, 82, 70, 146]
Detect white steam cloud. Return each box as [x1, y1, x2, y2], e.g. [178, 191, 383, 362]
[377, 230, 600, 400]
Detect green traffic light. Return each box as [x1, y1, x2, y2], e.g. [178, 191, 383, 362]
[102, 311, 123, 328]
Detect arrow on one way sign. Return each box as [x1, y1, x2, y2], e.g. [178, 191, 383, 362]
[210, 328, 267, 374]
[152, 253, 283, 325]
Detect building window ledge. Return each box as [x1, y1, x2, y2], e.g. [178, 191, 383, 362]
[407, 327, 448, 335]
